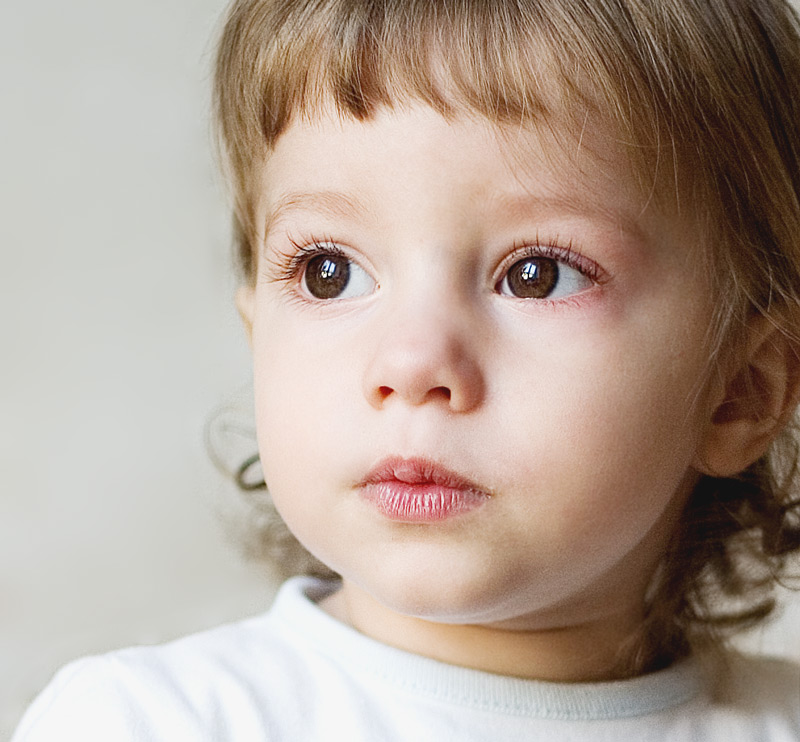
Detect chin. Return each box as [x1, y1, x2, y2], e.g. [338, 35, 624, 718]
[347, 556, 537, 625]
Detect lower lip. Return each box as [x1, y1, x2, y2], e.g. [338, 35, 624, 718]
[361, 482, 488, 522]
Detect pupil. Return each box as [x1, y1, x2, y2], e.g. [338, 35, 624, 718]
[305, 254, 350, 299]
[507, 257, 558, 298]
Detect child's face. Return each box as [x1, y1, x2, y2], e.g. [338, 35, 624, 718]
[241, 105, 718, 629]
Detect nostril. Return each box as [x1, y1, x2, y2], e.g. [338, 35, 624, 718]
[375, 384, 451, 404]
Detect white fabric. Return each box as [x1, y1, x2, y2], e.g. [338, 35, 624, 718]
[13, 577, 800, 741]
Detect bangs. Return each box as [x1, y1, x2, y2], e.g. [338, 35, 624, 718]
[232, 1, 609, 131]
[215, 0, 673, 203]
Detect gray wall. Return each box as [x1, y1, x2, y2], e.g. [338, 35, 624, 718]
[2, 0, 799, 738]
[0, 1, 272, 734]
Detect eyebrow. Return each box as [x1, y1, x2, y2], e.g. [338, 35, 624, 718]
[264, 190, 366, 237]
[491, 191, 649, 245]
[264, 187, 650, 248]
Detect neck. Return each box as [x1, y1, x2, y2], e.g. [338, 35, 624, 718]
[320, 580, 651, 683]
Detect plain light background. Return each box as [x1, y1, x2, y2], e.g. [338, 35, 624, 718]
[0, 1, 274, 736]
[2, 0, 800, 738]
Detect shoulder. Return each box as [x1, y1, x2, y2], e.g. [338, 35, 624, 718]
[11, 653, 192, 742]
[11, 583, 325, 742]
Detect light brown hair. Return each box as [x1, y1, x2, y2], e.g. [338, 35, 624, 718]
[213, 0, 800, 671]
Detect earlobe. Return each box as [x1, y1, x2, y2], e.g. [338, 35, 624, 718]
[696, 317, 800, 477]
[235, 285, 256, 348]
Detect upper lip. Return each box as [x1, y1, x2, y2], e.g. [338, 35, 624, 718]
[360, 456, 490, 495]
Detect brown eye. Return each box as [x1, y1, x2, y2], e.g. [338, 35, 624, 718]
[304, 254, 349, 299]
[502, 257, 559, 298]
[302, 252, 375, 300]
[498, 254, 592, 300]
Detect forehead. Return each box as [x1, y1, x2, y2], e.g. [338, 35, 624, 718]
[257, 104, 671, 248]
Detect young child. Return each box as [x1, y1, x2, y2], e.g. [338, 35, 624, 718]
[14, 0, 800, 739]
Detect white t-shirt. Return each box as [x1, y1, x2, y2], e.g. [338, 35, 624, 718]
[13, 577, 800, 741]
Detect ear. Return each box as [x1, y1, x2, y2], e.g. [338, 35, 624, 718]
[235, 285, 255, 348]
[696, 317, 800, 477]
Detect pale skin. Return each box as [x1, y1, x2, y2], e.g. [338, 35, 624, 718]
[237, 104, 795, 682]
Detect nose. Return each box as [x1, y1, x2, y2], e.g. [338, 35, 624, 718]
[362, 306, 486, 413]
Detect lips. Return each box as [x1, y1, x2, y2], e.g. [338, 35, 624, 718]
[359, 456, 490, 522]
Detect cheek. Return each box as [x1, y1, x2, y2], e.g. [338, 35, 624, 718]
[253, 347, 313, 476]
[496, 314, 712, 520]
[250, 323, 360, 504]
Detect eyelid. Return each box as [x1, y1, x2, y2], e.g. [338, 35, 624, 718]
[296, 242, 348, 282]
[265, 235, 348, 281]
[495, 241, 604, 286]
[265, 235, 377, 302]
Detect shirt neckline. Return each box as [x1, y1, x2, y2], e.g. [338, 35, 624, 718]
[268, 576, 704, 720]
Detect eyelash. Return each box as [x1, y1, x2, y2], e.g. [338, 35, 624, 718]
[497, 240, 601, 286]
[268, 236, 349, 284]
[267, 235, 603, 296]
